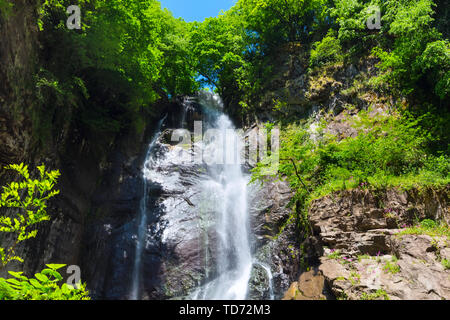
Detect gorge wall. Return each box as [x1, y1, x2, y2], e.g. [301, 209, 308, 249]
[282, 187, 450, 300]
[0, 0, 167, 290]
[1, 1, 449, 302]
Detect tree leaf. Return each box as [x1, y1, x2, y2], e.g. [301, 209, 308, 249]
[34, 273, 49, 283]
[29, 278, 43, 289]
[46, 264, 66, 271]
[8, 271, 27, 280]
[41, 268, 63, 281]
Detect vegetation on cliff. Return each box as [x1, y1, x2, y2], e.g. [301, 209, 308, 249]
[186, 0, 449, 116]
[0, 0, 449, 300]
[0, 164, 90, 300]
[33, 0, 199, 146]
[2, 0, 448, 140]
[229, 0, 450, 235]
[253, 107, 449, 228]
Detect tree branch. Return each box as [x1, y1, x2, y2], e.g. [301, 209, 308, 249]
[280, 158, 311, 194]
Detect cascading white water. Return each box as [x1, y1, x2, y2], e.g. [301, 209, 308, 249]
[254, 262, 274, 300]
[130, 116, 166, 300]
[129, 92, 273, 300]
[191, 94, 253, 300]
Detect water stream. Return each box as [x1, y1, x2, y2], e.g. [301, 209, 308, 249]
[130, 92, 273, 300]
[130, 115, 167, 300]
[191, 95, 253, 300]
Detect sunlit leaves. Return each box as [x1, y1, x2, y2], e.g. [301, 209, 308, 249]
[37, 0, 198, 119]
[0, 267, 90, 300]
[189, 14, 247, 92]
[0, 164, 60, 268]
[368, 0, 449, 100]
[235, 0, 328, 47]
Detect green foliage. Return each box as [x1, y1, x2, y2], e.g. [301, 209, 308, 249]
[383, 257, 400, 274]
[34, 0, 199, 141]
[361, 289, 390, 300]
[330, 0, 380, 54]
[419, 40, 450, 99]
[310, 31, 343, 67]
[0, 163, 60, 268]
[420, 219, 438, 229]
[189, 13, 247, 94]
[220, 0, 449, 110]
[29, 0, 450, 144]
[0, 164, 90, 300]
[398, 219, 450, 239]
[0, 0, 13, 18]
[442, 259, 450, 270]
[0, 264, 90, 300]
[371, 0, 450, 100]
[252, 107, 450, 231]
[235, 0, 329, 49]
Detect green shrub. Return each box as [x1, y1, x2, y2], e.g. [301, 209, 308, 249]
[0, 163, 60, 267]
[0, 163, 90, 300]
[420, 219, 438, 229]
[252, 107, 450, 231]
[310, 32, 343, 67]
[0, 264, 90, 300]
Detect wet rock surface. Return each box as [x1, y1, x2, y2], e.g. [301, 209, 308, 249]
[248, 176, 301, 299]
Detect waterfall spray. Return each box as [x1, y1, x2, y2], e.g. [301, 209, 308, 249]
[130, 115, 166, 300]
[191, 93, 253, 300]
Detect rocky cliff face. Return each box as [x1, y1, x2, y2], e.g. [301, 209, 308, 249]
[1, 2, 448, 302]
[0, 0, 38, 168]
[282, 187, 450, 300]
[231, 42, 391, 127]
[0, 0, 169, 291]
[247, 176, 302, 299]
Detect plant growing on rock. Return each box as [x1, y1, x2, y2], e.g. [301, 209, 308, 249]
[349, 271, 361, 285]
[361, 289, 390, 300]
[327, 249, 342, 260]
[441, 259, 450, 270]
[383, 257, 401, 274]
[0, 163, 90, 300]
[310, 31, 343, 68]
[252, 107, 450, 245]
[0, 163, 60, 268]
[397, 219, 450, 239]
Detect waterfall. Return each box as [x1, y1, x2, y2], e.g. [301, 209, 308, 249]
[254, 262, 275, 300]
[129, 92, 273, 300]
[130, 115, 167, 300]
[191, 93, 253, 300]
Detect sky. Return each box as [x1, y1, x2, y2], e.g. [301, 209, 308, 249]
[159, 0, 237, 22]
